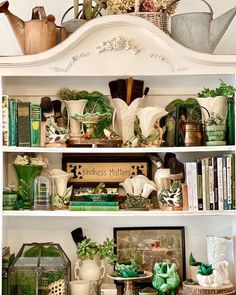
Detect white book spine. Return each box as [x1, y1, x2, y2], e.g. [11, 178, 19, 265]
[191, 162, 198, 211]
[201, 159, 206, 211]
[185, 162, 193, 211]
[208, 158, 214, 210]
[226, 155, 232, 209]
[217, 157, 224, 211]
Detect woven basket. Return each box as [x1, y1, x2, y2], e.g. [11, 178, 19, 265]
[130, 11, 168, 31]
[129, 0, 169, 31]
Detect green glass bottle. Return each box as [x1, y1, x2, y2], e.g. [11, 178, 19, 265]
[226, 97, 235, 145]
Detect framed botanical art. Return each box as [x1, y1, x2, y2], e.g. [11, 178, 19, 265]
[113, 226, 186, 281]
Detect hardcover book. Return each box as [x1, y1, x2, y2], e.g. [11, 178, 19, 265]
[69, 205, 119, 211]
[30, 103, 41, 147]
[2, 95, 9, 146]
[17, 101, 30, 147]
[8, 98, 18, 146]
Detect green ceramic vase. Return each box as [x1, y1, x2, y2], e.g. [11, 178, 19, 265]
[14, 165, 43, 209]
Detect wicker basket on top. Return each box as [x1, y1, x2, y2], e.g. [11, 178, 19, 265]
[129, 0, 178, 32]
[130, 10, 168, 31]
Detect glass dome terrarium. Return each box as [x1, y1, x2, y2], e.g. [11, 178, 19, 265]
[8, 243, 71, 295]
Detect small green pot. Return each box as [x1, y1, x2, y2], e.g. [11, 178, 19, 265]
[3, 193, 18, 210]
[205, 125, 226, 144]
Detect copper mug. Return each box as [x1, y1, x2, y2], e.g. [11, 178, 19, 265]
[179, 122, 204, 146]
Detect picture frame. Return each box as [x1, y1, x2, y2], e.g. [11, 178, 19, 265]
[113, 226, 186, 282]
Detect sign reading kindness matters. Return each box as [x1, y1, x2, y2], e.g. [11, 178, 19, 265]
[66, 162, 148, 183]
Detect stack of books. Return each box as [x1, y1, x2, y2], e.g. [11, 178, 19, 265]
[69, 201, 119, 211]
[185, 154, 235, 211]
[2, 95, 41, 147]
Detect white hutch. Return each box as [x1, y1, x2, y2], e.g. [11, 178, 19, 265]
[0, 15, 236, 291]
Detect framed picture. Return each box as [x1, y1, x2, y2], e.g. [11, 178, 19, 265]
[113, 226, 186, 281]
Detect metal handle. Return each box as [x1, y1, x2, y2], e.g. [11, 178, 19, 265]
[61, 4, 83, 24]
[163, 0, 213, 35]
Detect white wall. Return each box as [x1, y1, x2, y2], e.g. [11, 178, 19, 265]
[0, 0, 236, 55]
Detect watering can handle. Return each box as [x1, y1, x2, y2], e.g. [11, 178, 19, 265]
[163, 0, 213, 35]
[0, 1, 9, 14]
[31, 6, 47, 21]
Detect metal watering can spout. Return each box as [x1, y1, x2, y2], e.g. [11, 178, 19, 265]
[0, 1, 25, 52]
[210, 6, 236, 53]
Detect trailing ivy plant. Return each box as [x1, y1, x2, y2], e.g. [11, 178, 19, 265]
[198, 80, 236, 99]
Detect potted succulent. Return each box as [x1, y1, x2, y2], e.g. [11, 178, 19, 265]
[61, 0, 107, 35]
[74, 237, 117, 281]
[204, 113, 226, 145]
[196, 263, 215, 287]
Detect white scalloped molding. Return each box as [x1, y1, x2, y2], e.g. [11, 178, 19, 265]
[149, 53, 187, 72]
[0, 15, 236, 75]
[96, 36, 140, 55]
[51, 52, 90, 72]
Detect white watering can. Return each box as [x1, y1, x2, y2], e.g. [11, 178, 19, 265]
[163, 0, 236, 53]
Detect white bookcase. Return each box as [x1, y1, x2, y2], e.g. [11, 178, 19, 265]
[0, 15, 236, 292]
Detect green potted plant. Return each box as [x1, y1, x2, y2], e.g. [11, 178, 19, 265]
[205, 113, 226, 145]
[61, 0, 107, 35]
[196, 80, 236, 122]
[196, 263, 214, 287]
[74, 237, 117, 281]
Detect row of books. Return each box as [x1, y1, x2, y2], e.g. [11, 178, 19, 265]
[2, 96, 41, 147]
[2, 247, 15, 295]
[185, 154, 235, 211]
[69, 201, 120, 211]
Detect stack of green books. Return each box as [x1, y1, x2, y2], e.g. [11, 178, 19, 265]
[69, 201, 119, 211]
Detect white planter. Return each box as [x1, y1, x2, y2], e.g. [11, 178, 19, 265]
[112, 97, 145, 143]
[64, 100, 88, 138]
[74, 257, 105, 281]
[136, 106, 168, 137]
[196, 96, 227, 122]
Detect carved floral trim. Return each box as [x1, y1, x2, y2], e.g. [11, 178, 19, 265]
[149, 53, 187, 72]
[97, 37, 140, 55]
[51, 52, 90, 72]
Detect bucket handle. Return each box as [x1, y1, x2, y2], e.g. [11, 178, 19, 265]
[61, 4, 84, 25]
[163, 0, 213, 35]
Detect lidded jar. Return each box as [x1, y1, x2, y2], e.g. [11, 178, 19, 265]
[33, 173, 52, 210]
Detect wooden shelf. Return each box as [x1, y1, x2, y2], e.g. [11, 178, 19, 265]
[3, 209, 236, 217]
[2, 145, 236, 154]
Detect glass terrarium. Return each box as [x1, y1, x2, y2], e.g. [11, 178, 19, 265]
[8, 243, 71, 295]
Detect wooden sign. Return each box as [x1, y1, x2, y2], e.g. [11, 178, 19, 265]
[62, 153, 152, 185]
[66, 161, 148, 183]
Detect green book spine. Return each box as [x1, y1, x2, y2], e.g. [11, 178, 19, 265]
[69, 206, 119, 211]
[70, 201, 119, 206]
[2, 95, 9, 146]
[17, 101, 30, 147]
[8, 98, 18, 146]
[30, 103, 41, 147]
